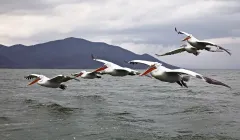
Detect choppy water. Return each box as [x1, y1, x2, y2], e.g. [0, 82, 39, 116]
[0, 69, 240, 140]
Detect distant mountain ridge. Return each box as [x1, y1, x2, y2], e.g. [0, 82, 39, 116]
[0, 37, 177, 69]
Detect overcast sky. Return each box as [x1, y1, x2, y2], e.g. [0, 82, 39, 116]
[0, 0, 240, 69]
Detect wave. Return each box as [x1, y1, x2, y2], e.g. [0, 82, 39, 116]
[24, 99, 37, 104]
[182, 105, 214, 114]
[46, 103, 77, 113]
[24, 99, 78, 114]
[165, 105, 215, 115]
[117, 116, 155, 123]
[74, 95, 106, 102]
[186, 89, 206, 94]
[159, 134, 240, 140]
[232, 92, 240, 96]
[113, 111, 131, 116]
[0, 116, 11, 123]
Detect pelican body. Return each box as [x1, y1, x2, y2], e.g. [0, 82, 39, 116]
[73, 70, 101, 79]
[174, 27, 231, 55]
[91, 55, 140, 77]
[24, 74, 79, 90]
[128, 60, 231, 88]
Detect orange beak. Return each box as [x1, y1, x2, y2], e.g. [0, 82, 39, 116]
[93, 65, 108, 72]
[140, 65, 157, 76]
[182, 36, 191, 41]
[76, 72, 83, 77]
[28, 78, 40, 86]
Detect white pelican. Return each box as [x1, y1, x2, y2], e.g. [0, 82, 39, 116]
[128, 60, 231, 88]
[156, 43, 223, 57]
[175, 27, 231, 55]
[72, 70, 101, 79]
[92, 54, 140, 76]
[24, 74, 79, 90]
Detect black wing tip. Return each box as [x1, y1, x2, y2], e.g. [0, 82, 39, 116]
[128, 61, 137, 65]
[174, 27, 179, 34]
[24, 76, 31, 80]
[221, 49, 231, 56]
[227, 51, 232, 56]
[224, 84, 231, 89]
[217, 46, 231, 56]
[203, 76, 231, 89]
[155, 53, 165, 57]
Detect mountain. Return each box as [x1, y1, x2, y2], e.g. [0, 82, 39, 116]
[0, 37, 177, 69]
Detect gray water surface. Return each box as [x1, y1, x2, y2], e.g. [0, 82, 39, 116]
[0, 69, 240, 140]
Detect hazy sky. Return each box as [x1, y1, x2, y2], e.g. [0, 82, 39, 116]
[0, 0, 240, 69]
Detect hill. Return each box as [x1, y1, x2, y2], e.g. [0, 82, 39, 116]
[0, 37, 177, 69]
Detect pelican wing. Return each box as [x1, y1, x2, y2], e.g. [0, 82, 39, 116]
[156, 47, 186, 56]
[175, 27, 191, 36]
[196, 41, 231, 55]
[91, 54, 120, 67]
[49, 75, 79, 83]
[88, 72, 98, 76]
[122, 67, 141, 75]
[24, 74, 43, 80]
[49, 75, 66, 83]
[93, 58, 113, 65]
[165, 69, 231, 88]
[115, 69, 129, 73]
[122, 67, 138, 73]
[128, 60, 157, 66]
[71, 72, 79, 77]
[94, 58, 121, 68]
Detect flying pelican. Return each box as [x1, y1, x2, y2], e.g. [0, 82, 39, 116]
[91, 54, 140, 76]
[174, 27, 231, 55]
[24, 74, 79, 90]
[72, 70, 101, 79]
[128, 60, 231, 88]
[156, 43, 223, 57]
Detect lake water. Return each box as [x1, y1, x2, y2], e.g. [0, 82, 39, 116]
[0, 69, 240, 140]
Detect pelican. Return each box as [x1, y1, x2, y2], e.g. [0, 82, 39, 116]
[128, 60, 231, 88]
[24, 74, 79, 90]
[72, 70, 101, 79]
[92, 54, 140, 76]
[156, 43, 223, 57]
[175, 27, 231, 55]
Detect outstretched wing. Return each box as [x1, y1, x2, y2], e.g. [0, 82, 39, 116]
[175, 27, 191, 36]
[122, 67, 141, 75]
[128, 60, 157, 66]
[196, 41, 231, 55]
[49, 75, 79, 83]
[156, 47, 186, 56]
[91, 54, 121, 68]
[71, 72, 80, 77]
[165, 69, 231, 88]
[24, 74, 43, 80]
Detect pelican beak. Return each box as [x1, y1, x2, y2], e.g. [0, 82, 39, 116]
[76, 72, 83, 77]
[140, 65, 157, 76]
[28, 78, 40, 86]
[94, 65, 108, 72]
[182, 36, 191, 41]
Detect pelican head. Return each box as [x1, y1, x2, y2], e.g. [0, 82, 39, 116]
[76, 71, 85, 77]
[94, 65, 108, 72]
[28, 78, 41, 86]
[182, 35, 191, 41]
[140, 63, 161, 76]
